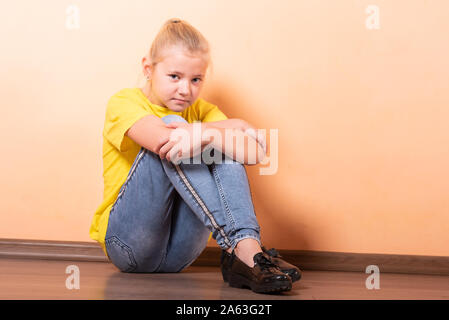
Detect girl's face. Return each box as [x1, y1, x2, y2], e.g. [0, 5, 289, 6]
[141, 45, 208, 112]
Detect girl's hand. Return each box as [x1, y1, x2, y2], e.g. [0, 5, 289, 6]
[211, 119, 267, 154]
[159, 122, 205, 164]
[240, 120, 267, 154]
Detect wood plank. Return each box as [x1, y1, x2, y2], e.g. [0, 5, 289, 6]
[1, 257, 448, 300]
[1, 238, 448, 276]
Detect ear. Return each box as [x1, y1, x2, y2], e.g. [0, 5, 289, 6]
[141, 54, 153, 79]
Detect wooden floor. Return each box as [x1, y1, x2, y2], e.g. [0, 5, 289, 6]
[1, 257, 448, 300]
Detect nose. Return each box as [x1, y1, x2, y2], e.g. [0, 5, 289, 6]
[178, 79, 191, 97]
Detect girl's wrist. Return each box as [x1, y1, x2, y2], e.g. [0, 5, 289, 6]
[200, 122, 215, 146]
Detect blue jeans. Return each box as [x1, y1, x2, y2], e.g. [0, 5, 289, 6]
[104, 114, 261, 273]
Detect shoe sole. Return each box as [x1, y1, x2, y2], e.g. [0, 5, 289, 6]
[223, 269, 301, 284]
[287, 270, 301, 283]
[221, 269, 229, 282]
[227, 272, 292, 294]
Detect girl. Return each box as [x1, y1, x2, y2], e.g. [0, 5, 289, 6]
[90, 18, 300, 294]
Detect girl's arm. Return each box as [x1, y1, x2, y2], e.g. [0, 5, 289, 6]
[201, 122, 266, 165]
[206, 118, 267, 154]
[205, 118, 248, 131]
[126, 114, 174, 154]
[158, 121, 266, 165]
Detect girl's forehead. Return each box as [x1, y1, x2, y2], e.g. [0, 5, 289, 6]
[158, 48, 208, 73]
[159, 45, 208, 64]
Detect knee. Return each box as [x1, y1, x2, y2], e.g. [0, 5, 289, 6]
[161, 114, 188, 125]
[105, 236, 138, 273]
[106, 236, 168, 273]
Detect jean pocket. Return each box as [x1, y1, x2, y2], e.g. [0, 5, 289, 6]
[105, 236, 137, 272]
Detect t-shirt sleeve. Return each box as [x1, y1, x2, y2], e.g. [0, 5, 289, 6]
[198, 100, 228, 122]
[103, 92, 151, 153]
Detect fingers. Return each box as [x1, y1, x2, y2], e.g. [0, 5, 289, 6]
[159, 139, 185, 164]
[258, 131, 267, 153]
[159, 139, 177, 159]
[167, 144, 183, 164]
[244, 127, 267, 154]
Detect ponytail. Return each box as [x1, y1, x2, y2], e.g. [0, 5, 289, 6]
[149, 18, 211, 67]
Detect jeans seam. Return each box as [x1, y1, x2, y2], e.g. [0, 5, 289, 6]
[172, 163, 233, 248]
[211, 163, 236, 231]
[174, 172, 220, 246]
[154, 248, 169, 273]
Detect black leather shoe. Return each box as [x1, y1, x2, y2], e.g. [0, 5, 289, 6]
[223, 250, 292, 294]
[262, 246, 302, 282]
[220, 250, 232, 283]
[221, 248, 302, 283]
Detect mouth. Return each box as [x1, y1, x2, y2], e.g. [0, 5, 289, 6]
[173, 98, 188, 103]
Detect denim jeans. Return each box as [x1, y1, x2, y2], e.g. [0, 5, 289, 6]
[104, 114, 261, 273]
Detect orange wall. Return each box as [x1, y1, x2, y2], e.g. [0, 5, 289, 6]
[1, 1, 448, 256]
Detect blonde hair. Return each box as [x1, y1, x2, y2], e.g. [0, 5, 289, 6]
[150, 18, 212, 70]
[135, 18, 213, 87]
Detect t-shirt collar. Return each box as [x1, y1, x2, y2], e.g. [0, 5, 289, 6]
[136, 88, 183, 116]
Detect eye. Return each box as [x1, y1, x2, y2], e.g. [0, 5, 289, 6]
[192, 78, 202, 83]
[169, 74, 179, 80]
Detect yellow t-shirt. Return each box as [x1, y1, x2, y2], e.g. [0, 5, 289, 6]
[90, 87, 228, 255]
